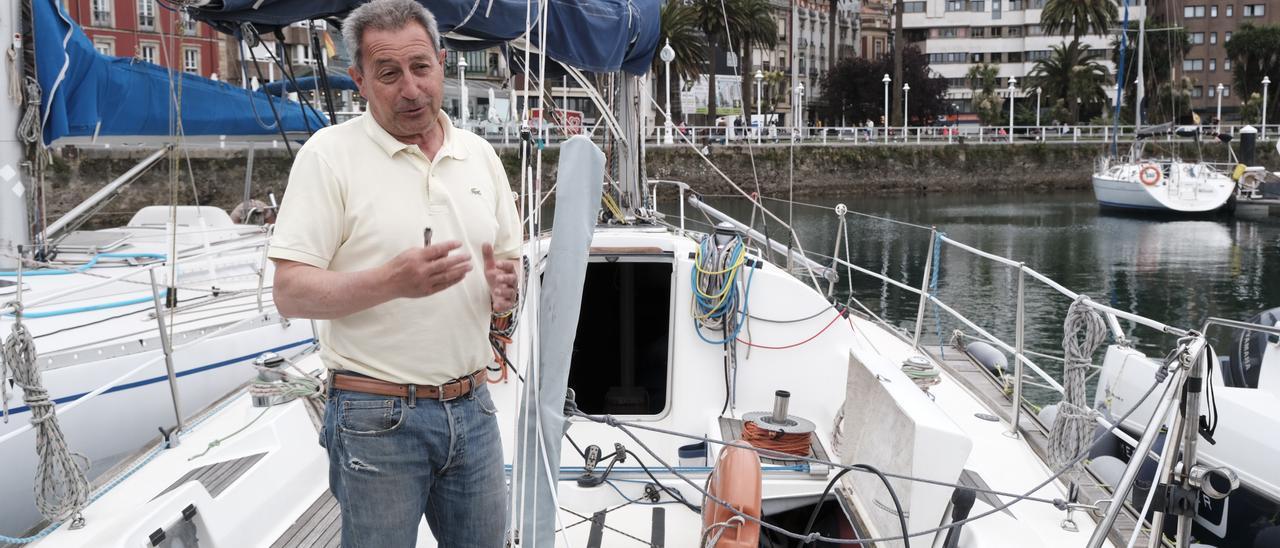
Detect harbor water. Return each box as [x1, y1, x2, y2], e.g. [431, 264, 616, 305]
[683, 190, 1280, 404]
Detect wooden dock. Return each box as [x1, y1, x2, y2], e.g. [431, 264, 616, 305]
[923, 344, 1161, 548]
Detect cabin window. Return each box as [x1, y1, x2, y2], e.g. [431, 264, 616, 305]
[567, 253, 674, 416]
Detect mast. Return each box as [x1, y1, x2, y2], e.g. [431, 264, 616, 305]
[1, 0, 31, 269]
[1110, 0, 1131, 156]
[1134, 1, 1145, 128]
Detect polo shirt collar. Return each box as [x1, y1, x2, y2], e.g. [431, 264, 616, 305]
[362, 110, 468, 161]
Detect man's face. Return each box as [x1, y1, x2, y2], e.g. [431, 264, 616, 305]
[349, 24, 447, 140]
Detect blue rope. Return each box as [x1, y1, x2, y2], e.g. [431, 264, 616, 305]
[691, 236, 754, 345]
[0, 253, 166, 277]
[4, 289, 167, 319]
[930, 232, 947, 358]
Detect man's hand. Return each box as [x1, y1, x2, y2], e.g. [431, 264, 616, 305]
[483, 243, 519, 313]
[384, 241, 473, 299]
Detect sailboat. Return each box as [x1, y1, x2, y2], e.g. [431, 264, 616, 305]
[2, 0, 1269, 547]
[1090, 5, 1236, 215]
[0, 0, 323, 536]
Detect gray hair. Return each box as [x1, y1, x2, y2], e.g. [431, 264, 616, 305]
[342, 0, 443, 71]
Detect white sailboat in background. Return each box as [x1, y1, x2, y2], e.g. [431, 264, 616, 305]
[1090, 6, 1236, 214]
[0, 0, 322, 536]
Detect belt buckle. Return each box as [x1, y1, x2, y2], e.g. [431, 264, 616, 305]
[439, 377, 465, 402]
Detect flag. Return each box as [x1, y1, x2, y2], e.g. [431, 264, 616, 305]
[322, 32, 337, 59]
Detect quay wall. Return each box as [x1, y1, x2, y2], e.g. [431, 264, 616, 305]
[42, 142, 1269, 226]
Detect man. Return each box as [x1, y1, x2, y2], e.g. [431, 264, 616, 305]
[268, 0, 520, 545]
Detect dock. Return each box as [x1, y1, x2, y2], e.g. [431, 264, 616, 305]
[1236, 197, 1280, 220]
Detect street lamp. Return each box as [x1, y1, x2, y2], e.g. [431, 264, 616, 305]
[882, 74, 891, 143]
[755, 69, 764, 145]
[796, 82, 805, 138]
[1035, 86, 1042, 141]
[660, 40, 675, 144]
[457, 56, 469, 130]
[1263, 76, 1271, 140]
[902, 82, 910, 137]
[1216, 83, 1225, 133]
[1007, 77, 1016, 142]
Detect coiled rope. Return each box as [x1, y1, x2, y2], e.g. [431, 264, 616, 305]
[739, 422, 812, 457]
[691, 233, 752, 344]
[1049, 296, 1106, 471]
[1, 308, 90, 525]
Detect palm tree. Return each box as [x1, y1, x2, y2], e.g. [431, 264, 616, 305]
[690, 0, 778, 122]
[966, 63, 1002, 125]
[1027, 38, 1110, 123]
[654, 1, 708, 122]
[1040, 0, 1118, 39]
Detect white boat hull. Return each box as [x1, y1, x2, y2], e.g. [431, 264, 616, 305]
[1092, 162, 1235, 213]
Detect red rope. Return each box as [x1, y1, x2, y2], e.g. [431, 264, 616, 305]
[735, 313, 843, 350]
[740, 421, 812, 456]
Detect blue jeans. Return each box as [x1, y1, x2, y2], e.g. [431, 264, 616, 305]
[321, 380, 507, 548]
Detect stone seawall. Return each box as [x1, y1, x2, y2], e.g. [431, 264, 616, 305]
[42, 142, 1269, 226]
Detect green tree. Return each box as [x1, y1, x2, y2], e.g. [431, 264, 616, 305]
[1240, 91, 1264, 122]
[1040, 0, 1118, 39]
[966, 63, 1003, 125]
[653, 1, 707, 122]
[819, 46, 946, 126]
[690, 0, 778, 121]
[1027, 39, 1111, 123]
[1225, 23, 1280, 123]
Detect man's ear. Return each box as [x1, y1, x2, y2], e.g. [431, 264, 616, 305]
[348, 65, 364, 95]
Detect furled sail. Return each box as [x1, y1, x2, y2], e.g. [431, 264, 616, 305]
[186, 0, 660, 75]
[33, 0, 325, 146]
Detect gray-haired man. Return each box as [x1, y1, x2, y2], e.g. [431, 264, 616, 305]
[268, 0, 519, 545]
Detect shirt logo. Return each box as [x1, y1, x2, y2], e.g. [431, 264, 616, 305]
[470, 187, 482, 196]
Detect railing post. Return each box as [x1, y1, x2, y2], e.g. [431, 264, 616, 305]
[1008, 264, 1026, 438]
[678, 185, 686, 236]
[912, 227, 938, 349]
[149, 268, 185, 444]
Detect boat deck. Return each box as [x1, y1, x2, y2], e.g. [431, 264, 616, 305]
[272, 491, 342, 548]
[924, 345, 1157, 548]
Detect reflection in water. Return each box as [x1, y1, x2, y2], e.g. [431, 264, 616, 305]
[672, 191, 1280, 403]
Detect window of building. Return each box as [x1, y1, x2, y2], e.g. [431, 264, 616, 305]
[139, 43, 158, 65]
[1225, 58, 1232, 70]
[1227, 4, 1234, 15]
[1244, 4, 1264, 16]
[138, 0, 156, 29]
[1226, 31, 1232, 41]
[991, 26, 1003, 37]
[903, 1, 925, 12]
[1191, 86, 1204, 98]
[939, 27, 960, 38]
[969, 1, 985, 11]
[971, 27, 986, 37]
[1191, 32, 1205, 44]
[993, 0, 1002, 19]
[1027, 50, 1051, 61]
[1210, 59, 1217, 71]
[1009, 26, 1022, 36]
[93, 39, 113, 56]
[183, 15, 198, 36]
[183, 48, 200, 74]
[90, 0, 112, 26]
[946, 0, 964, 11]
[1212, 5, 1218, 16]
[1184, 5, 1206, 17]
[1210, 86, 1217, 97]
[1008, 0, 1022, 10]
[1224, 86, 1231, 97]
[1027, 24, 1043, 35]
[1008, 51, 1023, 62]
[990, 52, 1004, 63]
[1183, 59, 1204, 71]
[970, 52, 984, 63]
[1211, 32, 1218, 44]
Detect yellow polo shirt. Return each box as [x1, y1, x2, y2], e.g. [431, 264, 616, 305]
[269, 111, 522, 385]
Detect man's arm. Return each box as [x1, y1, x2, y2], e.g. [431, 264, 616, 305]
[273, 241, 473, 319]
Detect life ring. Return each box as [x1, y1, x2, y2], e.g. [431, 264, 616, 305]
[1138, 164, 1162, 186]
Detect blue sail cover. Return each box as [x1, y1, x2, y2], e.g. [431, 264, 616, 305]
[34, 0, 326, 146]
[188, 0, 660, 75]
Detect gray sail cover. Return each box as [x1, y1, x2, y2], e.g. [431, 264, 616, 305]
[515, 135, 604, 546]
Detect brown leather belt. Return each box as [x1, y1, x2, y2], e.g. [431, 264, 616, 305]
[330, 369, 487, 401]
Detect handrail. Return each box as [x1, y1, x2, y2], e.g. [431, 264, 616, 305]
[686, 195, 837, 284]
[41, 147, 171, 240]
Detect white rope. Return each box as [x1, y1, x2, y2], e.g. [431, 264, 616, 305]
[2, 310, 90, 523]
[1049, 296, 1107, 472]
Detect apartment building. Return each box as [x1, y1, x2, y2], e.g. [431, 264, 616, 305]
[902, 0, 1144, 115]
[1149, 1, 1280, 113]
[68, 0, 222, 79]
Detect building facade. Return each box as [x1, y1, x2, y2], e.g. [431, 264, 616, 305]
[902, 0, 1142, 116]
[1148, 1, 1280, 114]
[66, 0, 222, 80]
[859, 0, 892, 60]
